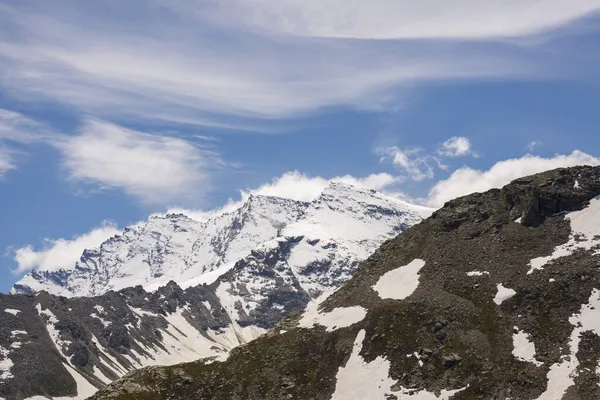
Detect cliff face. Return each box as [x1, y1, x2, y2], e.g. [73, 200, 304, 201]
[91, 166, 600, 400]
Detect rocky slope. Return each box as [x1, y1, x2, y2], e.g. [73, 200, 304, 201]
[0, 182, 430, 400]
[89, 166, 600, 400]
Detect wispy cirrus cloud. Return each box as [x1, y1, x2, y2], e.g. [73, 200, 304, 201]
[0, 1, 598, 122]
[179, 0, 600, 40]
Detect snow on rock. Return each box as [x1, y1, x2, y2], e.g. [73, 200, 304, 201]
[90, 310, 111, 328]
[493, 283, 516, 305]
[36, 304, 71, 354]
[466, 271, 489, 277]
[60, 363, 99, 400]
[514, 217, 523, 224]
[14, 196, 307, 297]
[330, 330, 395, 400]
[512, 327, 542, 366]
[0, 345, 13, 381]
[373, 259, 426, 300]
[330, 330, 467, 400]
[536, 289, 600, 399]
[528, 196, 600, 274]
[3, 309, 20, 316]
[299, 303, 367, 332]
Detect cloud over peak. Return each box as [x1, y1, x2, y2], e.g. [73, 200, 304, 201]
[12, 221, 120, 275]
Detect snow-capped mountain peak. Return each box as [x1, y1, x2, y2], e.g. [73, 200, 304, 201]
[11, 183, 430, 298]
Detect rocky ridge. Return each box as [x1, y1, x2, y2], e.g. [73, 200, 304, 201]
[89, 166, 600, 400]
[0, 182, 430, 400]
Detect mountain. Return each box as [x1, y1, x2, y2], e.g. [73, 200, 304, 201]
[89, 166, 600, 400]
[0, 182, 431, 400]
[12, 195, 308, 297]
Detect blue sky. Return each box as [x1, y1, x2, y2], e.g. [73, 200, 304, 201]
[1, 1, 600, 292]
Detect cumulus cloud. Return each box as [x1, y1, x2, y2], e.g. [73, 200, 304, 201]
[0, 2, 596, 120]
[438, 136, 473, 157]
[12, 222, 120, 274]
[168, 171, 402, 221]
[426, 150, 600, 207]
[57, 120, 222, 204]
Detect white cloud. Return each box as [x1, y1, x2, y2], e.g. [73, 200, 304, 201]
[378, 146, 444, 181]
[12, 222, 120, 274]
[168, 171, 402, 221]
[438, 136, 473, 157]
[194, 0, 600, 40]
[0, 2, 595, 119]
[426, 150, 600, 207]
[57, 120, 221, 204]
[0, 147, 15, 176]
[0, 107, 57, 175]
[526, 140, 542, 152]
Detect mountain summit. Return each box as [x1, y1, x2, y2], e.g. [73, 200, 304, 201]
[1, 182, 431, 400]
[90, 166, 600, 400]
[12, 182, 431, 298]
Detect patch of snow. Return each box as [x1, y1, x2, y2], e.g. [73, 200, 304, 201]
[202, 301, 212, 312]
[407, 351, 424, 367]
[466, 271, 489, 277]
[549, 278, 556, 283]
[94, 305, 105, 314]
[493, 283, 516, 305]
[11, 330, 27, 337]
[92, 366, 113, 385]
[0, 345, 13, 381]
[58, 363, 99, 400]
[574, 180, 581, 189]
[90, 313, 111, 328]
[3, 309, 21, 316]
[330, 330, 466, 400]
[215, 282, 240, 321]
[373, 259, 426, 300]
[514, 217, 522, 224]
[299, 304, 367, 332]
[536, 289, 600, 399]
[90, 335, 127, 376]
[36, 304, 72, 352]
[512, 327, 542, 366]
[528, 196, 600, 274]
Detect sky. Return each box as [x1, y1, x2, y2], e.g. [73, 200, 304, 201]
[2, 0, 600, 292]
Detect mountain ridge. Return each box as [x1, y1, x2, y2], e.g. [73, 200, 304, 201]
[12, 181, 430, 298]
